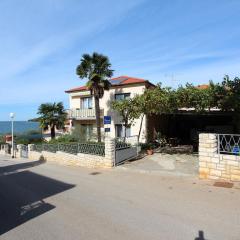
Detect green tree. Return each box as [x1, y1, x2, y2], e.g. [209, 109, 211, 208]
[175, 81, 218, 112]
[76, 52, 114, 142]
[218, 75, 240, 112]
[38, 102, 67, 139]
[0, 135, 5, 145]
[142, 84, 177, 114]
[218, 75, 240, 132]
[134, 84, 177, 141]
[112, 99, 140, 139]
[112, 84, 178, 141]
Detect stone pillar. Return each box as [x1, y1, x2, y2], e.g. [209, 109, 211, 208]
[16, 144, 24, 158]
[28, 144, 37, 160]
[199, 133, 218, 179]
[199, 133, 240, 181]
[0, 145, 4, 155]
[4, 144, 9, 155]
[104, 137, 115, 167]
[28, 144, 34, 152]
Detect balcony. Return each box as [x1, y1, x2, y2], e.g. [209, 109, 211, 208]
[67, 108, 103, 120]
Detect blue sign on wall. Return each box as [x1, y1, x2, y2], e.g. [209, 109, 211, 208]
[232, 145, 240, 155]
[104, 116, 111, 124]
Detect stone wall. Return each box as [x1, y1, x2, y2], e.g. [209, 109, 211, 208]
[15, 144, 24, 158]
[28, 137, 115, 168]
[199, 133, 240, 181]
[0, 144, 10, 156]
[0, 145, 5, 155]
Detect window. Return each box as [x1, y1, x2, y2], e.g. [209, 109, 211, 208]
[125, 127, 131, 137]
[115, 124, 122, 138]
[115, 124, 131, 138]
[81, 97, 92, 109]
[81, 124, 93, 140]
[115, 93, 130, 101]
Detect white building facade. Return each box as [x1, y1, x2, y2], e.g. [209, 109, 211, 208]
[65, 76, 155, 142]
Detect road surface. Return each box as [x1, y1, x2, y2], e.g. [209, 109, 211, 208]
[0, 154, 240, 240]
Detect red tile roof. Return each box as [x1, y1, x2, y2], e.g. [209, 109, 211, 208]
[65, 76, 153, 93]
[196, 84, 209, 90]
[111, 76, 147, 84]
[65, 86, 88, 93]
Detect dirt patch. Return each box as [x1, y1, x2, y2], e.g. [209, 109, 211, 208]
[213, 181, 234, 188]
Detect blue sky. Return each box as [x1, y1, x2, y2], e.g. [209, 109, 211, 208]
[0, 0, 240, 120]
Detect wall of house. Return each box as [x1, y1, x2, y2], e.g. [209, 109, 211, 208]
[199, 133, 240, 181]
[68, 84, 147, 142]
[69, 91, 94, 109]
[72, 120, 100, 141]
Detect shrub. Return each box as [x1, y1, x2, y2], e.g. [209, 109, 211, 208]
[48, 134, 76, 144]
[140, 142, 158, 150]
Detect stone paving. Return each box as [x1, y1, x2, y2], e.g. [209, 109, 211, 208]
[117, 153, 199, 177]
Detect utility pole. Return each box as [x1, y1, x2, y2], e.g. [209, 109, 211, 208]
[10, 112, 15, 158]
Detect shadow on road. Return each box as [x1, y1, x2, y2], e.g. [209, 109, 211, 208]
[0, 160, 75, 235]
[195, 230, 207, 240]
[0, 159, 46, 176]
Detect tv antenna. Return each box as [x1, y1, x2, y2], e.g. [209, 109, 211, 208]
[164, 73, 178, 88]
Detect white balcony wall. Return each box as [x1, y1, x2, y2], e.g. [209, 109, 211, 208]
[68, 108, 104, 120]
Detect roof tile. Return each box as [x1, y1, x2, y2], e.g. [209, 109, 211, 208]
[65, 76, 151, 93]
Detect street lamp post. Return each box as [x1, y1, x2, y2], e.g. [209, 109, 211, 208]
[10, 113, 15, 158]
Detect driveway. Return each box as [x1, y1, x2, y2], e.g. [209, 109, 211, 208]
[118, 153, 199, 177]
[0, 154, 240, 240]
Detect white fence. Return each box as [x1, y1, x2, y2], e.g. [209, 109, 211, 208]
[217, 134, 240, 155]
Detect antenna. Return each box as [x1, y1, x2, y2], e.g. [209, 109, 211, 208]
[164, 73, 178, 88]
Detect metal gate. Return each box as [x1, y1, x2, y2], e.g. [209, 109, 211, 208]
[20, 145, 29, 158]
[115, 136, 139, 166]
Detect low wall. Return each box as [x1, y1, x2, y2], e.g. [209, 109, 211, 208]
[15, 144, 23, 158]
[28, 137, 115, 168]
[199, 133, 240, 181]
[0, 144, 8, 155]
[0, 144, 23, 158]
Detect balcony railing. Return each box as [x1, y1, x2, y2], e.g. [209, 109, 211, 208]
[67, 108, 103, 120]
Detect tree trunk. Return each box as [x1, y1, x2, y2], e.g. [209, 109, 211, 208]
[94, 96, 102, 142]
[50, 125, 56, 139]
[124, 123, 127, 142]
[138, 114, 144, 142]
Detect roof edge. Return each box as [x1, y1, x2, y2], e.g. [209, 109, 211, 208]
[65, 80, 155, 93]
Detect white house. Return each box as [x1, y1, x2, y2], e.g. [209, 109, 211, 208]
[65, 76, 155, 142]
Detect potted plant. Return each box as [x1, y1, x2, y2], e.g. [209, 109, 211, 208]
[146, 143, 154, 155]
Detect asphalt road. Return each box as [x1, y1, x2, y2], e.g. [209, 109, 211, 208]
[0, 154, 240, 240]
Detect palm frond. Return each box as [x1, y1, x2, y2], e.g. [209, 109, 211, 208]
[76, 52, 114, 82]
[37, 102, 67, 132]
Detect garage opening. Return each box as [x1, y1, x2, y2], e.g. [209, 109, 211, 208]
[148, 111, 236, 152]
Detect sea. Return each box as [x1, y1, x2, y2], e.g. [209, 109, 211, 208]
[0, 121, 40, 134]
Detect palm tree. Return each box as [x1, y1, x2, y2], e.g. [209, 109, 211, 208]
[38, 102, 67, 139]
[76, 52, 114, 142]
